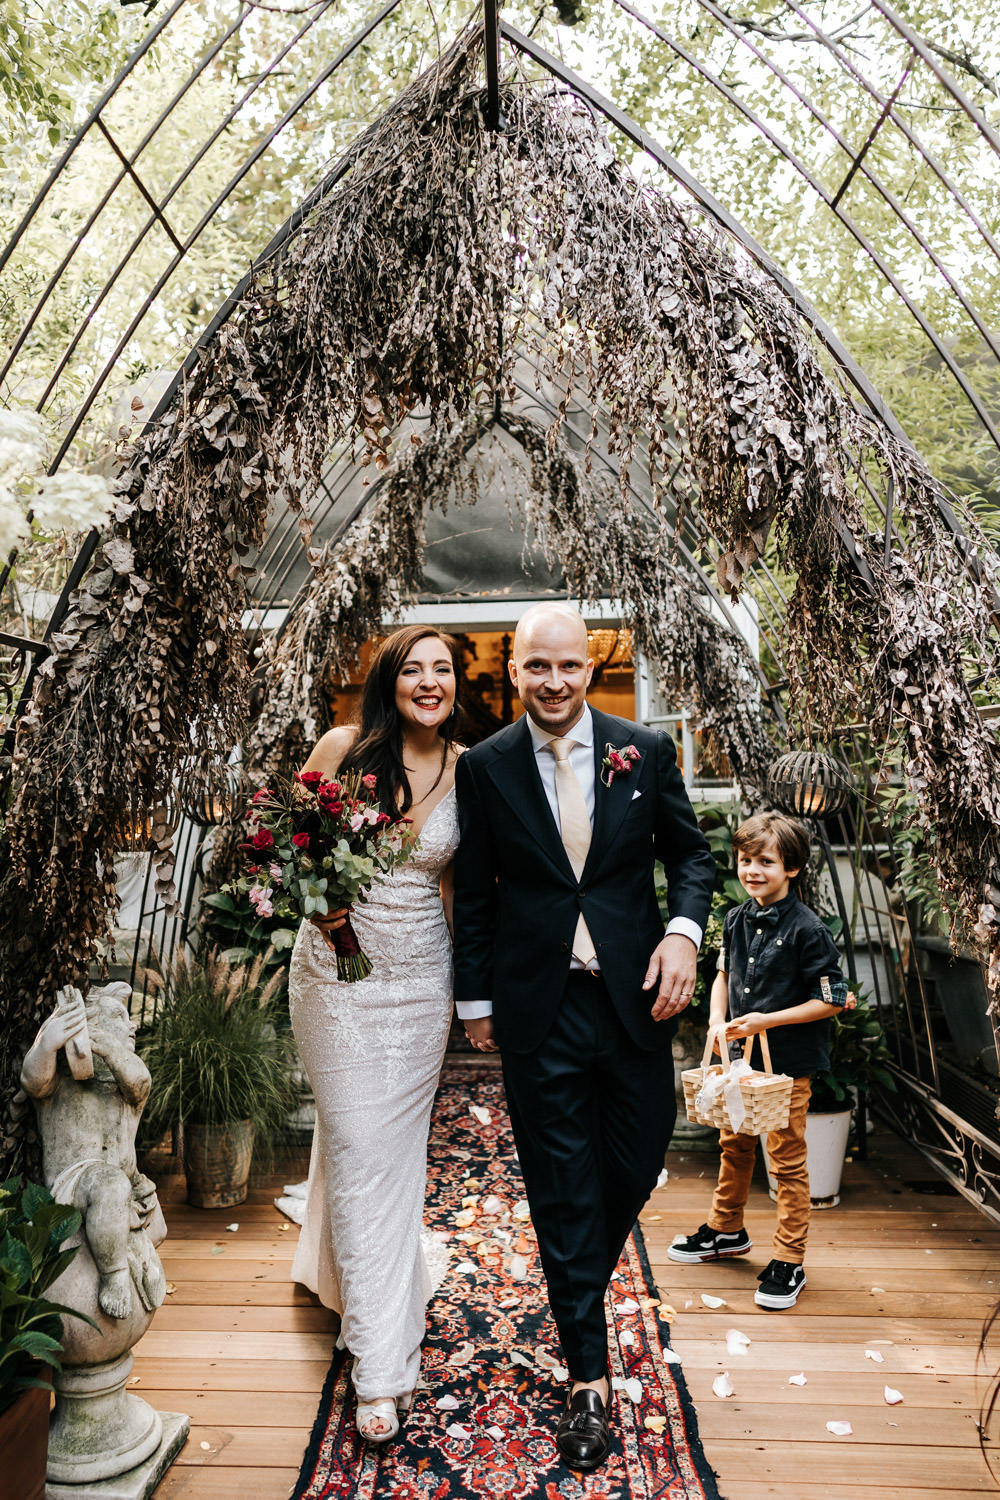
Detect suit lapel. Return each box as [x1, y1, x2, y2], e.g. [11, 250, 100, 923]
[585, 709, 641, 877]
[483, 718, 576, 880]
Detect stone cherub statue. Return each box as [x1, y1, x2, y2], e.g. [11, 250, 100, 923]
[20, 981, 166, 1320]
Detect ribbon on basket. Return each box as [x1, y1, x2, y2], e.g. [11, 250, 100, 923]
[693, 1025, 773, 1133]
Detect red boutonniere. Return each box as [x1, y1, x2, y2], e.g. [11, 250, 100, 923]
[600, 742, 641, 787]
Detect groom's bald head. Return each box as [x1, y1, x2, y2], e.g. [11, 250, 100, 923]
[509, 603, 593, 735]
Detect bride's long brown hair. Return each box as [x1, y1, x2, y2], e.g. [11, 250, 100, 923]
[338, 625, 464, 818]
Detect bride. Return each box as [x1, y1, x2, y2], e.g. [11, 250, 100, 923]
[288, 625, 463, 1443]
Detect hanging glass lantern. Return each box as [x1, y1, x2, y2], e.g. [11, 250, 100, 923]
[116, 796, 178, 852]
[766, 750, 854, 819]
[182, 764, 240, 827]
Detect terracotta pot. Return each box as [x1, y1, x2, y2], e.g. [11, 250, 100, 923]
[183, 1119, 255, 1208]
[0, 1382, 49, 1500]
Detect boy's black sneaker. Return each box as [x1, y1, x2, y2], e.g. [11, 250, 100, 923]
[754, 1259, 806, 1308]
[667, 1223, 753, 1263]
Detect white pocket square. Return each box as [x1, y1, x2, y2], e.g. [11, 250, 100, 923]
[631, 789, 643, 801]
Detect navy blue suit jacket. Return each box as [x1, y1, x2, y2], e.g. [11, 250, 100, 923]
[452, 707, 715, 1054]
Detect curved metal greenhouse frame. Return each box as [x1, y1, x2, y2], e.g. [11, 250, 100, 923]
[2, 0, 1000, 1208]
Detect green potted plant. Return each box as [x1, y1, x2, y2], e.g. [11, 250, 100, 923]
[140, 949, 302, 1209]
[0, 1177, 92, 1499]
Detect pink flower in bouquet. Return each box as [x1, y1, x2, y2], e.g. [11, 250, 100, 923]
[248, 885, 274, 918]
[361, 773, 378, 789]
[349, 810, 366, 833]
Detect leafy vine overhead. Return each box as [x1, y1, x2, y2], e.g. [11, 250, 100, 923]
[2, 19, 1000, 1172]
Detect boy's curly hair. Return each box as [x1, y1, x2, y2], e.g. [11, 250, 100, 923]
[733, 811, 811, 876]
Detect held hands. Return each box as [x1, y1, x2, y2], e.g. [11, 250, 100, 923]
[464, 1017, 499, 1054]
[643, 933, 698, 1022]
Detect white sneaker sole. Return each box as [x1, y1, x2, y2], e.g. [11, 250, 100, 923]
[667, 1241, 753, 1264]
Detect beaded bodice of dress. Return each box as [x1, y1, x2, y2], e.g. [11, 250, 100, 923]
[293, 786, 459, 989]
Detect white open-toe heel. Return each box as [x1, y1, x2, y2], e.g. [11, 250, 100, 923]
[356, 1396, 399, 1444]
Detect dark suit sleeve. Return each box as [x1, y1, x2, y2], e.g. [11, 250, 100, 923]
[650, 730, 716, 934]
[452, 751, 499, 1007]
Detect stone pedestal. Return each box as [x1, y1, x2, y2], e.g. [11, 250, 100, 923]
[46, 1411, 190, 1500]
[47, 1353, 161, 1484]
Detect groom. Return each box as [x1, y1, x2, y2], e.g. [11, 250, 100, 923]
[452, 602, 715, 1471]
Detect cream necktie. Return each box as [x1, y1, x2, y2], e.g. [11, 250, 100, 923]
[547, 738, 597, 968]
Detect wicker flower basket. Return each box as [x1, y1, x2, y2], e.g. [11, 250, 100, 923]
[682, 1026, 793, 1135]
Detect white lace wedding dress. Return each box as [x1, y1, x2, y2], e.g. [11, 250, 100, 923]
[288, 787, 457, 1401]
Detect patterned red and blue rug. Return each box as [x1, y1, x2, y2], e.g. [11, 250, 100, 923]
[293, 1061, 722, 1499]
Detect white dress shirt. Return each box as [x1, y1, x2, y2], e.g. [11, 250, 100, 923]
[455, 706, 703, 1020]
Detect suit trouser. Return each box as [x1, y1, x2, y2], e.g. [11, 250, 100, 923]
[500, 971, 676, 1382]
[709, 1074, 813, 1263]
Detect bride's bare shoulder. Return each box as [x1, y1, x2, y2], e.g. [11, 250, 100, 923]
[301, 724, 358, 778]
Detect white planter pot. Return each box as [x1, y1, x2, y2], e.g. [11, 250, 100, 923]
[762, 1108, 852, 1209]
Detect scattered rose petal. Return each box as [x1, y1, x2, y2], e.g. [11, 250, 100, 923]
[534, 1346, 561, 1370]
[128, 1376, 141, 1385]
[486, 1425, 505, 1439]
[461, 1195, 480, 1208]
[498, 1297, 519, 1310]
[165, 1282, 176, 1295]
[701, 1294, 727, 1309]
[640, 1297, 660, 1311]
[210, 1246, 225, 1255]
[619, 1330, 636, 1347]
[226, 1223, 239, 1232]
[615, 1297, 639, 1314]
[788, 1373, 807, 1386]
[200, 1441, 212, 1451]
[513, 1234, 532, 1254]
[624, 1378, 643, 1403]
[712, 1372, 734, 1399]
[644, 1214, 663, 1223]
[513, 1199, 531, 1221]
[726, 1328, 751, 1356]
[436, 1394, 461, 1410]
[659, 1347, 682, 1365]
[884, 1386, 904, 1405]
[655, 1168, 670, 1188]
[644, 1414, 667, 1433]
[826, 1421, 853, 1436]
[482, 1195, 505, 1216]
[277, 1223, 290, 1232]
[446, 1423, 472, 1439]
[684, 1299, 693, 1308]
[454, 1209, 476, 1228]
[864, 1349, 884, 1363]
[454, 1260, 476, 1273]
[510, 1254, 528, 1281]
[658, 1304, 677, 1323]
[551, 1363, 569, 1382]
[871, 1286, 885, 1294]
[511, 1351, 533, 1369]
[469, 1105, 491, 1125]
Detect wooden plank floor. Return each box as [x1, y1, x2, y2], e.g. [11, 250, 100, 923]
[134, 1123, 1000, 1499]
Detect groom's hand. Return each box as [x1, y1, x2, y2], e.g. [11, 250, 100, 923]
[464, 1017, 499, 1054]
[643, 933, 698, 1021]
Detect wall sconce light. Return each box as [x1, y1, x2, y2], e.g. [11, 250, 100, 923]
[766, 749, 854, 820]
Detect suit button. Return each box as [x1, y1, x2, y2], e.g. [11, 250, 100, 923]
[559, 941, 570, 953]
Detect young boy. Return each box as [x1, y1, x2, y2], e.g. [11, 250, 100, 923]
[668, 811, 848, 1309]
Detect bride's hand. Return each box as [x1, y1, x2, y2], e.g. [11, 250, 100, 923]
[310, 907, 349, 951]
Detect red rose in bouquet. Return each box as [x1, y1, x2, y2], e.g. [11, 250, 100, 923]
[226, 769, 417, 981]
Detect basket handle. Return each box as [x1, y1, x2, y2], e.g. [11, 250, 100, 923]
[700, 1024, 774, 1076]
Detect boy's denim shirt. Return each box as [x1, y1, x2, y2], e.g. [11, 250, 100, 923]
[718, 891, 848, 1076]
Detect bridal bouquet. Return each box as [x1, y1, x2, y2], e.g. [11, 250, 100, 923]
[226, 770, 417, 982]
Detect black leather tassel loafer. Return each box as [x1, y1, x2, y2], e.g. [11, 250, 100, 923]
[555, 1385, 611, 1471]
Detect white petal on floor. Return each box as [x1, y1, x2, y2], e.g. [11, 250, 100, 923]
[655, 1168, 670, 1188]
[486, 1425, 505, 1439]
[446, 1423, 472, 1439]
[510, 1254, 528, 1281]
[512, 1199, 532, 1222]
[884, 1386, 904, 1405]
[725, 1328, 751, 1355]
[510, 1351, 533, 1368]
[274, 1195, 306, 1224]
[864, 1349, 884, 1363]
[826, 1421, 853, 1436]
[701, 1293, 727, 1309]
[436, 1394, 461, 1410]
[619, 1330, 636, 1347]
[615, 1297, 640, 1314]
[711, 1372, 734, 1399]
[659, 1347, 682, 1365]
[225, 1223, 239, 1232]
[482, 1195, 505, 1216]
[788, 1373, 807, 1386]
[469, 1105, 492, 1125]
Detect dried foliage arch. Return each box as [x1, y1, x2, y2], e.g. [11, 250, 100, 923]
[2, 24, 1000, 1173]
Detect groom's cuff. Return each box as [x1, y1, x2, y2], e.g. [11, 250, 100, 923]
[455, 1000, 493, 1020]
[666, 916, 703, 950]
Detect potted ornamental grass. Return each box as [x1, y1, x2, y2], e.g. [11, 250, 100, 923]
[765, 990, 897, 1206]
[140, 949, 302, 1208]
[0, 1177, 92, 1500]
